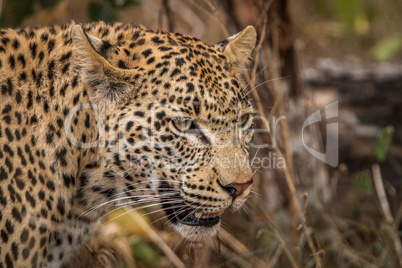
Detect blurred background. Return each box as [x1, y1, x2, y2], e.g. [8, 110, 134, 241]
[2, 0, 401, 267]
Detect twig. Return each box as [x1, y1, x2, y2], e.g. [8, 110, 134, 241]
[162, 0, 175, 32]
[199, 0, 229, 36]
[268, 5, 294, 174]
[125, 209, 185, 268]
[267, 245, 283, 268]
[255, 0, 274, 27]
[217, 232, 224, 268]
[372, 164, 402, 267]
[244, 2, 323, 266]
[257, 203, 298, 268]
[188, 0, 229, 37]
[316, 203, 377, 268]
[219, 228, 267, 268]
[372, 164, 395, 224]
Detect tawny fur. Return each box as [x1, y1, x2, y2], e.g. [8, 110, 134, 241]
[0, 22, 256, 267]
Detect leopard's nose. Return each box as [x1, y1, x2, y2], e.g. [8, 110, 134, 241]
[218, 178, 254, 198]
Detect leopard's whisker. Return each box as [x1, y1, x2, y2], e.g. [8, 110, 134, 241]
[85, 179, 181, 201]
[99, 200, 184, 224]
[176, 199, 210, 224]
[249, 190, 261, 199]
[166, 205, 191, 221]
[245, 76, 289, 96]
[114, 179, 181, 190]
[79, 192, 180, 218]
[114, 197, 182, 208]
[144, 205, 191, 224]
[106, 181, 181, 199]
[240, 203, 251, 217]
[151, 209, 185, 225]
[109, 188, 180, 202]
[242, 64, 268, 92]
[142, 204, 187, 217]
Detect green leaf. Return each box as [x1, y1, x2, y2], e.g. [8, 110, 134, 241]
[88, 0, 119, 22]
[334, 0, 361, 29]
[371, 36, 402, 61]
[374, 125, 394, 162]
[131, 238, 158, 265]
[353, 169, 373, 194]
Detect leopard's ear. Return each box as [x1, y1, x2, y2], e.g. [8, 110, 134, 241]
[72, 25, 139, 104]
[215, 26, 256, 74]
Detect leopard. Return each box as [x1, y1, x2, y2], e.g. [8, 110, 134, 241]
[0, 21, 256, 267]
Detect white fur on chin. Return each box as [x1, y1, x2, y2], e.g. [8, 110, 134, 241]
[173, 222, 221, 241]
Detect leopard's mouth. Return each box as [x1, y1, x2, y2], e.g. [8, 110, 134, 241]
[164, 205, 223, 227]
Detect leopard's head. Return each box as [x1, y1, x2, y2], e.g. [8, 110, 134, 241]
[72, 23, 256, 240]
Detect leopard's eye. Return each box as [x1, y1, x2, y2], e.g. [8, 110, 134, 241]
[239, 114, 251, 128]
[172, 119, 192, 132]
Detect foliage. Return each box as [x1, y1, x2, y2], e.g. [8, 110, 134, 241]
[130, 237, 158, 266]
[371, 36, 402, 61]
[88, 0, 120, 22]
[374, 125, 394, 162]
[351, 126, 394, 195]
[0, 0, 55, 27]
[88, 0, 141, 22]
[306, 0, 402, 60]
[0, 0, 142, 27]
[352, 169, 373, 194]
[334, 0, 362, 29]
[308, 0, 379, 31]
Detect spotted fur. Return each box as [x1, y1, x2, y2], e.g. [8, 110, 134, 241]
[0, 22, 256, 267]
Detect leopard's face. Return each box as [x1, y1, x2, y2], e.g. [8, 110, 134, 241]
[73, 24, 256, 240]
